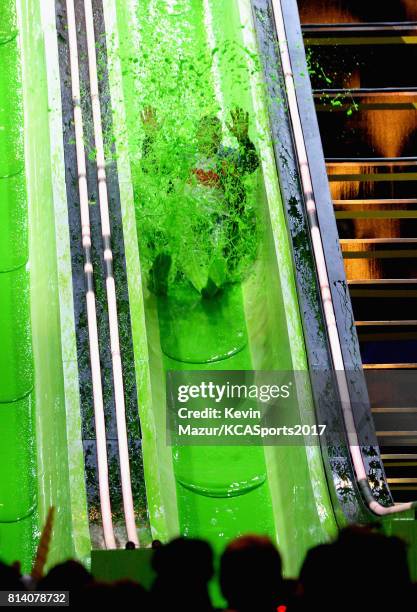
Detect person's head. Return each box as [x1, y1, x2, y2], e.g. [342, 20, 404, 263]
[0, 561, 24, 590]
[300, 526, 412, 611]
[152, 537, 213, 584]
[298, 543, 337, 610]
[84, 580, 150, 608]
[336, 525, 411, 600]
[151, 537, 214, 611]
[113, 580, 150, 607]
[196, 115, 222, 155]
[37, 560, 93, 592]
[220, 535, 283, 612]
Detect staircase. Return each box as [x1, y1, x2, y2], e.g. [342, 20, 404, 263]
[299, 0, 417, 502]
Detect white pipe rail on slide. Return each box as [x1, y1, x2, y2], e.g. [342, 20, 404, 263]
[271, 0, 416, 515]
[66, 0, 139, 547]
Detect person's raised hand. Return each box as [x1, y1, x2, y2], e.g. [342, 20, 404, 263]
[141, 106, 161, 136]
[227, 107, 249, 142]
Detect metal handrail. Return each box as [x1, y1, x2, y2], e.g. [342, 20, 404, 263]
[83, 0, 138, 546]
[270, 0, 416, 515]
[66, 0, 116, 548]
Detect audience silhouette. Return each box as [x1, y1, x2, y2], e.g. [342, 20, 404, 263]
[151, 537, 214, 611]
[220, 535, 284, 612]
[0, 527, 413, 611]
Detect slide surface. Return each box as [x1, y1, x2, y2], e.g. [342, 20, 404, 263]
[0, 0, 348, 576]
[0, 0, 37, 569]
[0, 0, 90, 572]
[108, 0, 338, 576]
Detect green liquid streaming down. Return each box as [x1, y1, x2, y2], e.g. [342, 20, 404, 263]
[0, 0, 90, 571]
[0, 0, 36, 569]
[130, 0, 276, 553]
[114, 0, 337, 581]
[160, 285, 276, 551]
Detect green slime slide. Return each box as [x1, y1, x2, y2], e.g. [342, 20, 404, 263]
[0, 0, 35, 565]
[0, 0, 337, 577]
[0, 0, 90, 572]
[110, 0, 338, 575]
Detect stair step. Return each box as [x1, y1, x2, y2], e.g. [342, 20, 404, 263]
[348, 279, 417, 284]
[356, 321, 417, 326]
[363, 364, 417, 369]
[373, 408, 417, 413]
[326, 159, 417, 181]
[315, 88, 417, 96]
[382, 454, 417, 460]
[336, 211, 417, 219]
[334, 199, 417, 205]
[340, 238, 417, 244]
[302, 22, 417, 32]
[327, 157, 417, 165]
[316, 92, 417, 111]
[384, 462, 417, 467]
[303, 22, 417, 46]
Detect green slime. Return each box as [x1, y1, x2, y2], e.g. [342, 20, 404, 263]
[131, 0, 276, 555]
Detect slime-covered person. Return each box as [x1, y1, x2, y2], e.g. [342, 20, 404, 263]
[141, 106, 259, 298]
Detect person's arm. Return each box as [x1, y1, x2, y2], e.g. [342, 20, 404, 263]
[236, 134, 259, 174]
[227, 107, 259, 174]
[141, 106, 160, 174]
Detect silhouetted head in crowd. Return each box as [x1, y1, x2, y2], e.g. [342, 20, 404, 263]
[83, 582, 114, 606]
[114, 579, 150, 605]
[220, 535, 283, 612]
[125, 541, 136, 550]
[299, 525, 412, 611]
[338, 525, 410, 607]
[151, 537, 214, 611]
[38, 560, 93, 593]
[37, 560, 94, 607]
[0, 561, 24, 590]
[298, 543, 337, 611]
[84, 579, 150, 608]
